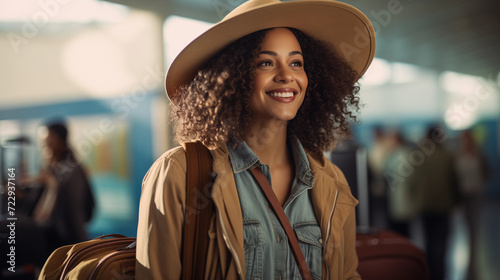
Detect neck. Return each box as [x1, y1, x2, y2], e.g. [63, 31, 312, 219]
[51, 148, 70, 163]
[244, 120, 290, 166]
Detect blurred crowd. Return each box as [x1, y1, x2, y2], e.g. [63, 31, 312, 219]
[368, 125, 491, 280]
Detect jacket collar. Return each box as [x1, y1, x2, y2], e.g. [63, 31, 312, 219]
[226, 138, 314, 187]
[307, 153, 358, 250]
[209, 145, 358, 227]
[209, 144, 245, 275]
[307, 153, 358, 207]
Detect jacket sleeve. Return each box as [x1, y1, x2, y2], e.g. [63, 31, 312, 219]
[344, 208, 362, 280]
[136, 149, 187, 279]
[60, 167, 91, 243]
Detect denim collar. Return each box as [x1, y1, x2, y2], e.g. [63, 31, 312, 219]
[227, 138, 314, 187]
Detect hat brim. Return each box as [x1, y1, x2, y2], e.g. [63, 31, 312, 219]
[165, 0, 376, 101]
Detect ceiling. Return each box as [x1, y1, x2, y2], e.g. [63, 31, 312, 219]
[112, 0, 500, 79]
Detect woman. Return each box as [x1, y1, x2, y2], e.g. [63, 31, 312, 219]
[33, 122, 95, 252]
[136, 0, 375, 279]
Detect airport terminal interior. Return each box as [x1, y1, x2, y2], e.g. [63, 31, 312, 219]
[0, 0, 499, 279]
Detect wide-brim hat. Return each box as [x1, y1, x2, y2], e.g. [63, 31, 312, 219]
[165, 0, 376, 102]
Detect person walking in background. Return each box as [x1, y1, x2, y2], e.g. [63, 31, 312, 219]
[383, 131, 419, 238]
[414, 125, 460, 280]
[455, 130, 490, 280]
[367, 126, 393, 230]
[33, 122, 95, 253]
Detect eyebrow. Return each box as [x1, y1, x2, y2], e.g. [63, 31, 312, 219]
[258, 50, 303, 56]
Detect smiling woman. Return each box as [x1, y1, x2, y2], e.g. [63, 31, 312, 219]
[136, 0, 376, 279]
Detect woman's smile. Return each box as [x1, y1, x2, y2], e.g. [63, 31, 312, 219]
[265, 87, 298, 102]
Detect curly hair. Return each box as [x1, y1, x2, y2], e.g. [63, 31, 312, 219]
[288, 28, 360, 160]
[170, 28, 360, 160]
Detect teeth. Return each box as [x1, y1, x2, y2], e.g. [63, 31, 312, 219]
[268, 91, 294, 98]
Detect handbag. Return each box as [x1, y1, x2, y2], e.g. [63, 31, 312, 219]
[38, 142, 213, 280]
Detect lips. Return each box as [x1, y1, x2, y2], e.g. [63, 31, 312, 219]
[265, 88, 298, 103]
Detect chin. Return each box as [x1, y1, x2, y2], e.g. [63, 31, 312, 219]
[276, 113, 297, 121]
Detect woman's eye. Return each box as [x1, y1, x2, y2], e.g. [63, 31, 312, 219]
[291, 61, 303, 67]
[258, 60, 273, 67]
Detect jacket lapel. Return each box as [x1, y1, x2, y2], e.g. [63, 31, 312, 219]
[308, 154, 359, 271]
[210, 146, 245, 277]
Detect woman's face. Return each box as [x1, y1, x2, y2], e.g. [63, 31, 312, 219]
[44, 130, 65, 159]
[249, 28, 308, 124]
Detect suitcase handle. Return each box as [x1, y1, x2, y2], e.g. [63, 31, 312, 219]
[118, 241, 137, 251]
[93, 234, 128, 240]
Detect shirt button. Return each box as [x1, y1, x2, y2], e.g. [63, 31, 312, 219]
[277, 235, 282, 243]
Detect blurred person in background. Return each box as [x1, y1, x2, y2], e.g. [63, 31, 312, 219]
[32, 122, 95, 253]
[455, 130, 490, 280]
[414, 125, 460, 280]
[383, 131, 419, 238]
[367, 126, 393, 230]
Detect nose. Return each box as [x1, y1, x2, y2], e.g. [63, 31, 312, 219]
[273, 65, 294, 83]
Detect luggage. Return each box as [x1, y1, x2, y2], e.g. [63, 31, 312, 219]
[39, 234, 136, 280]
[356, 229, 429, 280]
[39, 142, 213, 280]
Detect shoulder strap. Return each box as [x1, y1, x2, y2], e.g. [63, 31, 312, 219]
[250, 168, 313, 280]
[182, 141, 214, 280]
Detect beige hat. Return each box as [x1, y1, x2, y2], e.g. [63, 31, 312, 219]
[165, 0, 376, 101]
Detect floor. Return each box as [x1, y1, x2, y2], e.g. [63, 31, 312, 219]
[374, 195, 500, 280]
[438, 197, 499, 280]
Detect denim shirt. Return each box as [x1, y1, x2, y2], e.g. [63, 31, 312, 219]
[227, 139, 323, 280]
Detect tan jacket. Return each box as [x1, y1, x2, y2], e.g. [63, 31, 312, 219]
[136, 145, 361, 280]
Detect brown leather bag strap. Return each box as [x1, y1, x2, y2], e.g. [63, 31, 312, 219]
[182, 141, 214, 280]
[250, 168, 313, 280]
